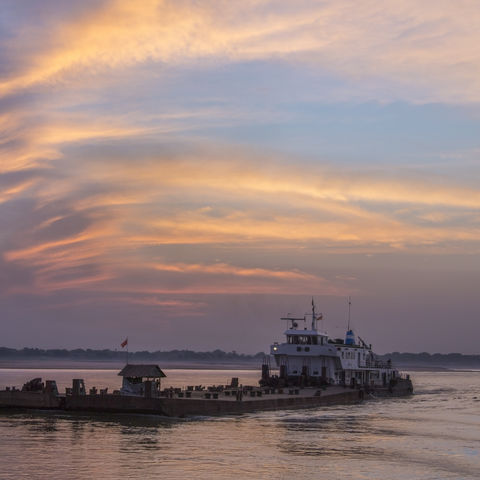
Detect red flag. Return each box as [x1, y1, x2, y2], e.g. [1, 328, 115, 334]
[121, 338, 128, 348]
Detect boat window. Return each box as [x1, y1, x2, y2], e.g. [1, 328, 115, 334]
[305, 347, 310, 352]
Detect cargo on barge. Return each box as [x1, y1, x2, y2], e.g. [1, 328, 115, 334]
[0, 371, 366, 417]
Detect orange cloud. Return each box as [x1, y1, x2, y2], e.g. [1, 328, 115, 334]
[2, 1, 480, 102]
[118, 297, 206, 308]
[5, 145, 480, 268]
[76, 152, 480, 210]
[0, 179, 38, 204]
[154, 262, 316, 281]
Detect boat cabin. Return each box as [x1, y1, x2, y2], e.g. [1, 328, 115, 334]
[269, 308, 341, 385]
[118, 364, 166, 396]
[268, 301, 401, 388]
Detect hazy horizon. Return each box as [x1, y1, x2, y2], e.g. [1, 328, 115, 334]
[1, 2, 479, 355]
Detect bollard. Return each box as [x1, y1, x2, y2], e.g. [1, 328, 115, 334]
[72, 379, 86, 396]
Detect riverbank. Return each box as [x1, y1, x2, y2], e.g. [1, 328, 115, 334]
[0, 359, 261, 370]
[2, 358, 476, 372]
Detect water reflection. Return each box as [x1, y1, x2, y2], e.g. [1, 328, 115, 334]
[275, 411, 388, 459]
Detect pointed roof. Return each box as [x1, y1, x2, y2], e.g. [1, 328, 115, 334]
[118, 364, 166, 378]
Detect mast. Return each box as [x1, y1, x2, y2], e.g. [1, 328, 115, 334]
[311, 297, 316, 330]
[347, 296, 352, 330]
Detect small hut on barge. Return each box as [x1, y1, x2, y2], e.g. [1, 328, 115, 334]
[118, 364, 166, 397]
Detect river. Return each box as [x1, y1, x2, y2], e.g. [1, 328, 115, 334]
[0, 368, 479, 479]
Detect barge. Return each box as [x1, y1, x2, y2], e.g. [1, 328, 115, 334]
[0, 369, 367, 417]
[0, 301, 413, 417]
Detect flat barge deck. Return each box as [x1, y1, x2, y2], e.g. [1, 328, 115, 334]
[0, 381, 412, 418]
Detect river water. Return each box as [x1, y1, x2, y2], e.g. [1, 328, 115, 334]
[0, 368, 479, 479]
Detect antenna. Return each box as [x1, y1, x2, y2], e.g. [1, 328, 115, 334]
[281, 317, 304, 329]
[347, 296, 352, 331]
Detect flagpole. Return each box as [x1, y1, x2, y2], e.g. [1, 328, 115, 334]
[121, 337, 129, 364]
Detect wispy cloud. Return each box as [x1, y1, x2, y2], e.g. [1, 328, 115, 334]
[2, 138, 479, 302]
[154, 262, 316, 280]
[2, 1, 480, 102]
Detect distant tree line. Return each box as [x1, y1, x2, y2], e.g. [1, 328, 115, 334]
[378, 351, 480, 367]
[0, 347, 265, 362]
[1, 347, 479, 366]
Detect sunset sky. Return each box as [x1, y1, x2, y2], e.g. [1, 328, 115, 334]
[1, 0, 479, 354]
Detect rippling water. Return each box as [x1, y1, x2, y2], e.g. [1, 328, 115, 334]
[1, 369, 479, 479]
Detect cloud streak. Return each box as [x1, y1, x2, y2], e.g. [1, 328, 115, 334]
[2, 138, 479, 303]
[2, 1, 480, 102]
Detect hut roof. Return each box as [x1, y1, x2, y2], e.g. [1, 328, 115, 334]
[118, 364, 166, 378]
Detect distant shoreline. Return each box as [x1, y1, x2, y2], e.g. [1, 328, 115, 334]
[0, 359, 262, 371]
[1, 358, 480, 373]
[1, 347, 479, 371]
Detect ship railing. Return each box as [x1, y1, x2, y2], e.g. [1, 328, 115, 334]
[365, 360, 394, 369]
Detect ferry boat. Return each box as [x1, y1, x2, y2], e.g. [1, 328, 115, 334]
[262, 300, 412, 394]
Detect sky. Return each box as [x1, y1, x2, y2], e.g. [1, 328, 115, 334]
[1, 0, 480, 354]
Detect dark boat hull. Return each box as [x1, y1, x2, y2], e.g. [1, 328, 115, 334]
[0, 382, 412, 418]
